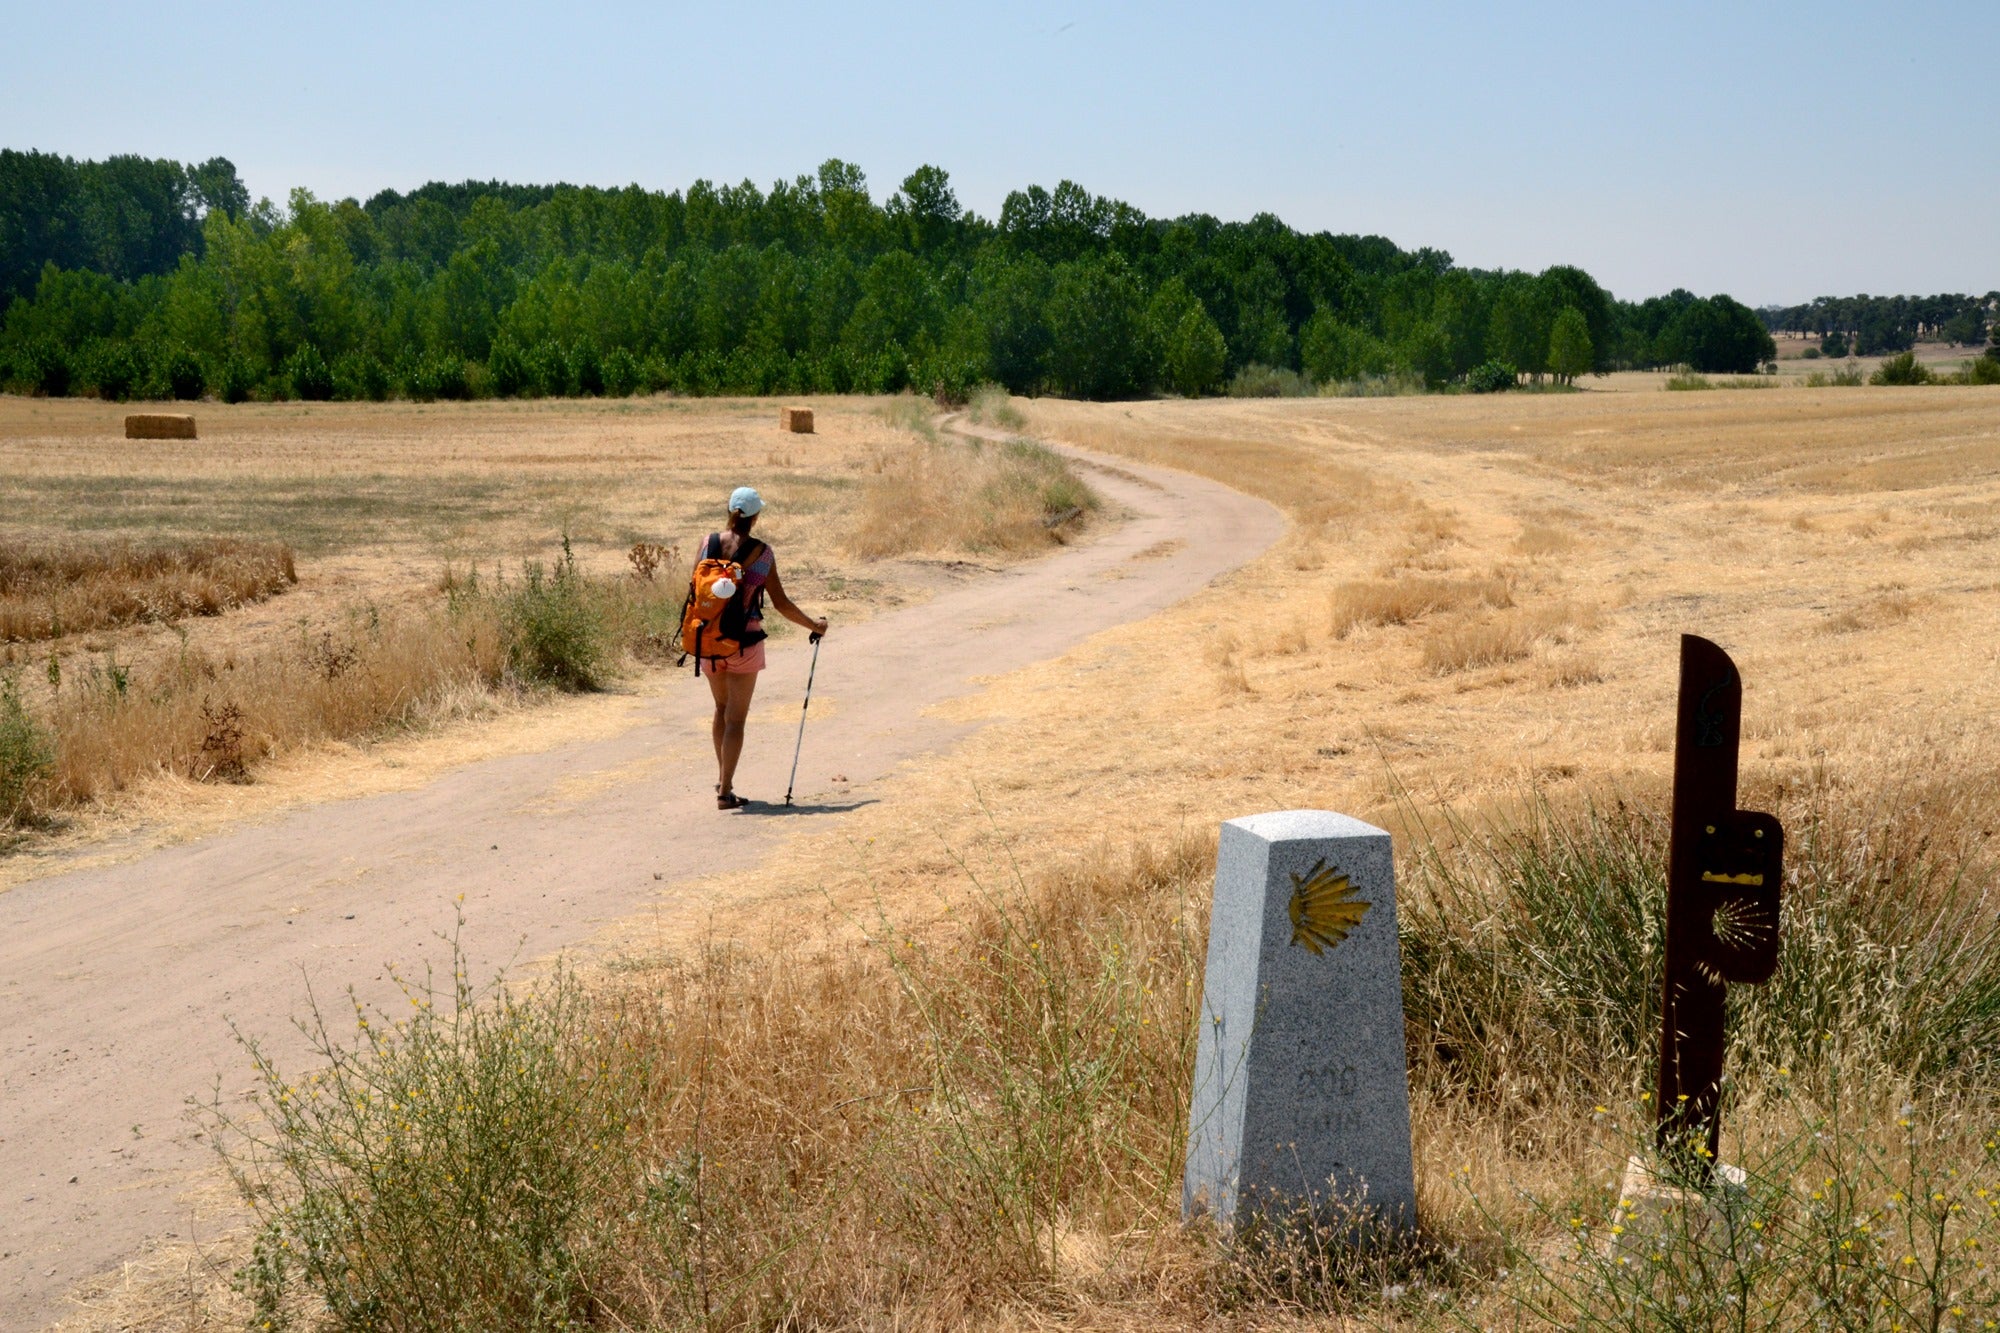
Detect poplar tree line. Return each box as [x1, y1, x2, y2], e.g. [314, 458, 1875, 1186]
[2, 150, 1779, 402]
[1758, 293, 1996, 359]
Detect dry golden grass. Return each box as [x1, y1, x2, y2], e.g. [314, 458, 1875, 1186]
[7, 555, 693, 822]
[846, 399, 1098, 557]
[40, 599, 507, 805]
[1329, 575, 1511, 638]
[0, 538, 296, 643]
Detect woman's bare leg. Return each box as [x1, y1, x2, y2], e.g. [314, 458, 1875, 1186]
[715, 670, 759, 801]
[706, 668, 730, 775]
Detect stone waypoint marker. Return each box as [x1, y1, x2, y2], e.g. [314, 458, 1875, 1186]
[1184, 810, 1417, 1232]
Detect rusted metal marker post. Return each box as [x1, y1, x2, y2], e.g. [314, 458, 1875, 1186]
[1656, 634, 1784, 1174]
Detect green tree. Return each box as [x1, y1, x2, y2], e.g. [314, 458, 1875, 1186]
[1045, 257, 1145, 399]
[1537, 266, 1613, 373]
[1400, 320, 1453, 388]
[1487, 275, 1552, 381]
[1548, 306, 1593, 385]
[1300, 308, 1391, 384]
[893, 165, 960, 254]
[845, 250, 940, 355]
[970, 256, 1052, 393]
[1160, 305, 1227, 396]
[1672, 295, 1775, 373]
[285, 343, 334, 399]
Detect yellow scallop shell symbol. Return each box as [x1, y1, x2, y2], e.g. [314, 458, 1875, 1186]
[1287, 859, 1369, 955]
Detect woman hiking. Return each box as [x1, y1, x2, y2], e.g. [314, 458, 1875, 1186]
[695, 486, 828, 810]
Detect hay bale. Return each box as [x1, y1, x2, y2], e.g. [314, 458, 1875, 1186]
[125, 413, 198, 440]
[779, 406, 815, 434]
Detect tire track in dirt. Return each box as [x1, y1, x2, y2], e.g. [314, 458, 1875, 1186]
[0, 423, 1281, 1327]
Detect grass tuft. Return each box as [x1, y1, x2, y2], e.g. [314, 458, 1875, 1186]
[1329, 576, 1512, 638]
[212, 930, 660, 1332]
[853, 406, 1098, 557]
[966, 382, 1027, 431]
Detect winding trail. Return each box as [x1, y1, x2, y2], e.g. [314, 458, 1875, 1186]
[0, 424, 1281, 1327]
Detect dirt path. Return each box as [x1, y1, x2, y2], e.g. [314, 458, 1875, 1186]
[0, 426, 1281, 1328]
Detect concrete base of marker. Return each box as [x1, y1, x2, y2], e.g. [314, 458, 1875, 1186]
[1607, 1153, 1749, 1258]
[1183, 810, 1417, 1234]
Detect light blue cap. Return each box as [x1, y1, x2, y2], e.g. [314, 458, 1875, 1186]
[728, 486, 763, 516]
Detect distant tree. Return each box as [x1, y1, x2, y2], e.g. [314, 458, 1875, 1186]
[1940, 304, 1985, 346]
[1045, 256, 1145, 398]
[1300, 307, 1392, 383]
[845, 250, 940, 355]
[187, 157, 249, 221]
[1537, 266, 1614, 372]
[1854, 306, 1914, 356]
[1673, 295, 1775, 373]
[892, 165, 960, 254]
[1231, 257, 1293, 369]
[1548, 307, 1593, 385]
[970, 256, 1052, 393]
[1160, 304, 1227, 396]
[154, 343, 205, 400]
[1487, 276, 1551, 380]
[1400, 321, 1453, 388]
[284, 343, 333, 400]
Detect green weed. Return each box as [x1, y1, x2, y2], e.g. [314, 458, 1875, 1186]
[213, 929, 666, 1332]
[501, 537, 611, 690]
[0, 673, 54, 821]
[1460, 1078, 2000, 1329]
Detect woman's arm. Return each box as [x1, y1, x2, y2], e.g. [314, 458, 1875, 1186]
[764, 565, 828, 636]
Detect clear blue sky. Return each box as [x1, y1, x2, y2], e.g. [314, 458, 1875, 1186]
[8, 1, 1994, 306]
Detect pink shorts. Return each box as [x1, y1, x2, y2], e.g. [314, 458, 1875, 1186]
[706, 640, 766, 675]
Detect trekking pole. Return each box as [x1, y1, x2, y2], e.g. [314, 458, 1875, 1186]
[783, 632, 823, 807]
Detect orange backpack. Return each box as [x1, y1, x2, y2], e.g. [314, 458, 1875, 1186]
[678, 537, 761, 673]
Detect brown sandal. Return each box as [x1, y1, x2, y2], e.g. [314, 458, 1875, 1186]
[717, 792, 748, 810]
